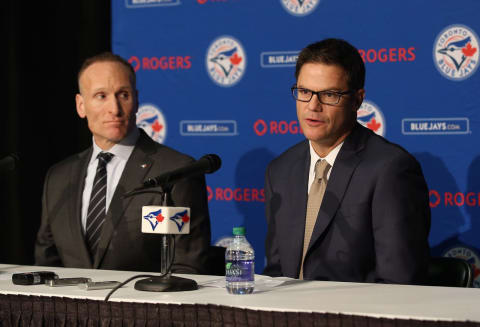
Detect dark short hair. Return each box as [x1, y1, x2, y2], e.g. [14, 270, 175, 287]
[77, 52, 136, 91]
[295, 38, 365, 90]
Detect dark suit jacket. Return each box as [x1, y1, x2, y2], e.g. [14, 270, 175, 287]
[35, 129, 211, 274]
[263, 123, 430, 284]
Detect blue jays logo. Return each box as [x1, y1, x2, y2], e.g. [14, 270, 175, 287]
[206, 36, 246, 87]
[136, 103, 167, 144]
[170, 210, 190, 232]
[143, 209, 165, 231]
[434, 24, 479, 81]
[357, 100, 385, 137]
[444, 246, 480, 287]
[280, 0, 320, 16]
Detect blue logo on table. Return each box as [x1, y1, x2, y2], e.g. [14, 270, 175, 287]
[143, 209, 164, 231]
[206, 36, 247, 87]
[433, 24, 479, 81]
[280, 0, 320, 16]
[260, 51, 299, 68]
[180, 120, 238, 136]
[125, 0, 181, 8]
[401, 118, 470, 135]
[170, 210, 189, 232]
[137, 104, 167, 144]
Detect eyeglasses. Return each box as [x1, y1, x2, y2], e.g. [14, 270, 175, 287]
[291, 85, 353, 105]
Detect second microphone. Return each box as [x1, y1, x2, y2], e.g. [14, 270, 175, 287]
[142, 154, 221, 190]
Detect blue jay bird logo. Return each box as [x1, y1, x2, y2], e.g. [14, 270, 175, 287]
[209, 47, 241, 78]
[170, 210, 190, 232]
[206, 36, 246, 87]
[434, 25, 479, 81]
[437, 36, 476, 71]
[143, 209, 165, 231]
[137, 115, 163, 138]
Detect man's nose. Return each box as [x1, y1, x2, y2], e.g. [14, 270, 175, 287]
[108, 97, 123, 116]
[307, 93, 323, 111]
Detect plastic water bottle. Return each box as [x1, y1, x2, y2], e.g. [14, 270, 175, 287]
[225, 226, 255, 294]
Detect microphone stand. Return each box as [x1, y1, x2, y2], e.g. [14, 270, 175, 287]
[132, 187, 198, 292]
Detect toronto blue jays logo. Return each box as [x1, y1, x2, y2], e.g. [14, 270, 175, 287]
[434, 25, 479, 81]
[280, 0, 320, 16]
[143, 209, 165, 231]
[169, 210, 190, 232]
[206, 36, 246, 87]
[136, 103, 167, 144]
[357, 100, 385, 137]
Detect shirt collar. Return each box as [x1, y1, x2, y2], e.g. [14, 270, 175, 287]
[308, 140, 344, 173]
[89, 128, 140, 165]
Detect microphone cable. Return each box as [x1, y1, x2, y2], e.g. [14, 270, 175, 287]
[104, 234, 176, 302]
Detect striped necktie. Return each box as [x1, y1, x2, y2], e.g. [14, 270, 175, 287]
[86, 152, 114, 258]
[299, 159, 331, 279]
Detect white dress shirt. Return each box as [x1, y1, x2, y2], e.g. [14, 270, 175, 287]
[80, 129, 139, 234]
[307, 141, 343, 193]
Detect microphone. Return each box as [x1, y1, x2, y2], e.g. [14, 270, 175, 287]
[141, 154, 221, 191]
[0, 153, 19, 173]
[131, 155, 221, 293]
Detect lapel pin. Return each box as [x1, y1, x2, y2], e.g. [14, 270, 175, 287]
[141, 163, 148, 169]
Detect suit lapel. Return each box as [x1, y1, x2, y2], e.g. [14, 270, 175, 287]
[93, 132, 154, 268]
[283, 142, 310, 273]
[68, 149, 94, 267]
[307, 124, 367, 252]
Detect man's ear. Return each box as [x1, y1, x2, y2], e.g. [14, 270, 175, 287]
[76, 93, 86, 118]
[354, 89, 365, 111]
[134, 89, 139, 114]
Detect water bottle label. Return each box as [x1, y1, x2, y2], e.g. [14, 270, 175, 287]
[225, 260, 254, 282]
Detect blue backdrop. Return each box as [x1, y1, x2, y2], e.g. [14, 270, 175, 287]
[112, 0, 480, 285]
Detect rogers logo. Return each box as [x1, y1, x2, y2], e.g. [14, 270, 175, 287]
[129, 56, 141, 71]
[128, 56, 192, 72]
[254, 119, 303, 136]
[207, 186, 265, 202]
[430, 190, 480, 208]
[358, 47, 415, 63]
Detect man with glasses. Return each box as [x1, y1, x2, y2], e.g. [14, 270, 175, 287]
[263, 39, 430, 284]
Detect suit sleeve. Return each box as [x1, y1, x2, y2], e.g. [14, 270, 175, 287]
[34, 168, 63, 267]
[372, 153, 431, 284]
[170, 173, 211, 274]
[263, 163, 283, 277]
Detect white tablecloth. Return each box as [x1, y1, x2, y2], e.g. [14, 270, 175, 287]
[0, 264, 478, 323]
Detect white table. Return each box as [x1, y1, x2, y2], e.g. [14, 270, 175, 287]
[0, 264, 479, 326]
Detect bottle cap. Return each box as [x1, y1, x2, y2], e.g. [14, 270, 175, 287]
[232, 226, 246, 236]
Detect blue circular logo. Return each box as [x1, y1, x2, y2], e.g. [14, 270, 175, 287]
[433, 24, 479, 81]
[206, 36, 247, 87]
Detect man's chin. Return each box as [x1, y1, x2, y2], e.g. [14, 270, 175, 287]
[303, 130, 328, 143]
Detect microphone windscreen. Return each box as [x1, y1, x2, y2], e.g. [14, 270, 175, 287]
[202, 154, 222, 174]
